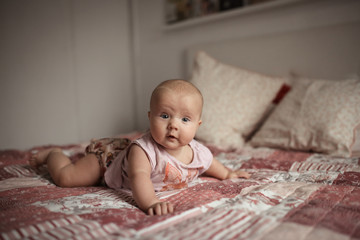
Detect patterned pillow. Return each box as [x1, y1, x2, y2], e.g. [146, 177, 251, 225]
[250, 76, 360, 157]
[190, 51, 285, 150]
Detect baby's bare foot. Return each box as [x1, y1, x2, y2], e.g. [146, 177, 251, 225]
[29, 148, 61, 168]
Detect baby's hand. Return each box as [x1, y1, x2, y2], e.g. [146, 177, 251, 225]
[147, 201, 174, 216]
[226, 170, 251, 179]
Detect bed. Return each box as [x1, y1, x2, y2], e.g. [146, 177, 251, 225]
[1, 21, 360, 239]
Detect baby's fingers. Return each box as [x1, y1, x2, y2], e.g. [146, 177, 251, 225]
[147, 202, 174, 216]
[236, 170, 251, 179]
[148, 207, 154, 216]
[148, 202, 164, 215]
[167, 202, 174, 213]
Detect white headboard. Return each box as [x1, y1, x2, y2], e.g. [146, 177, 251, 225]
[186, 21, 360, 80]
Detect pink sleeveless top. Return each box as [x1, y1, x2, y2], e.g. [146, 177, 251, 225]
[104, 132, 213, 192]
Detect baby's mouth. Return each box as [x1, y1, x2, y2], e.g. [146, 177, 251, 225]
[167, 134, 177, 140]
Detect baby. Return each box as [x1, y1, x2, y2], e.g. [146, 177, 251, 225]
[30, 79, 250, 216]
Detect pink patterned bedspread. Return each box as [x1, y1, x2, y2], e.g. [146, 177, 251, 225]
[1, 134, 360, 239]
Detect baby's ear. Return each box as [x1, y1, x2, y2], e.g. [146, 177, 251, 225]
[198, 119, 202, 126]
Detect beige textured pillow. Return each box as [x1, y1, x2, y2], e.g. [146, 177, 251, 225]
[250, 76, 360, 157]
[353, 126, 360, 157]
[190, 51, 285, 150]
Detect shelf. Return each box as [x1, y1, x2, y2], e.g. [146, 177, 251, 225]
[164, 0, 305, 31]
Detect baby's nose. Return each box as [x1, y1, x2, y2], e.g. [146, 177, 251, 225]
[168, 118, 179, 130]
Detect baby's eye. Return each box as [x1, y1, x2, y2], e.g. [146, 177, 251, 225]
[182, 117, 190, 123]
[160, 114, 169, 119]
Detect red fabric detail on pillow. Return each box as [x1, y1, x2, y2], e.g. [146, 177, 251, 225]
[272, 84, 291, 104]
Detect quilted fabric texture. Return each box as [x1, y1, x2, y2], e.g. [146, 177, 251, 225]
[251, 76, 360, 157]
[190, 51, 285, 150]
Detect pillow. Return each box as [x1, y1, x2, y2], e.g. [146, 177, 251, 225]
[190, 51, 286, 150]
[353, 125, 360, 157]
[250, 76, 360, 157]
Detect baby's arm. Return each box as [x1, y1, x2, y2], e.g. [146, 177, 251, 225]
[127, 145, 174, 215]
[204, 157, 251, 180]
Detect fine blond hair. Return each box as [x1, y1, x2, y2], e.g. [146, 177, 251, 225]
[150, 79, 203, 113]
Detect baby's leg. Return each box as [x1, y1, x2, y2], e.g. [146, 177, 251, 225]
[30, 148, 101, 187]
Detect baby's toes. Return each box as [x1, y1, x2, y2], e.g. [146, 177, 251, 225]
[28, 156, 38, 168]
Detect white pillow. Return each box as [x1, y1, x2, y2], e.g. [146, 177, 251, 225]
[190, 51, 285, 150]
[250, 76, 360, 157]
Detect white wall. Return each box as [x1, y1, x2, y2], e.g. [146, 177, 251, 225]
[132, 0, 360, 130]
[1, 0, 359, 150]
[0, 0, 134, 149]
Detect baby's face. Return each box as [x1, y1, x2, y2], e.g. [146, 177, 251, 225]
[148, 89, 202, 152]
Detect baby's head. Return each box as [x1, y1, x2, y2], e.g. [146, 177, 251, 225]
[150, 79, 203, 115]
[148, 79, 203, 150]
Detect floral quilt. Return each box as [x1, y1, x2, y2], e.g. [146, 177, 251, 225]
[1, 134, 360, 240]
